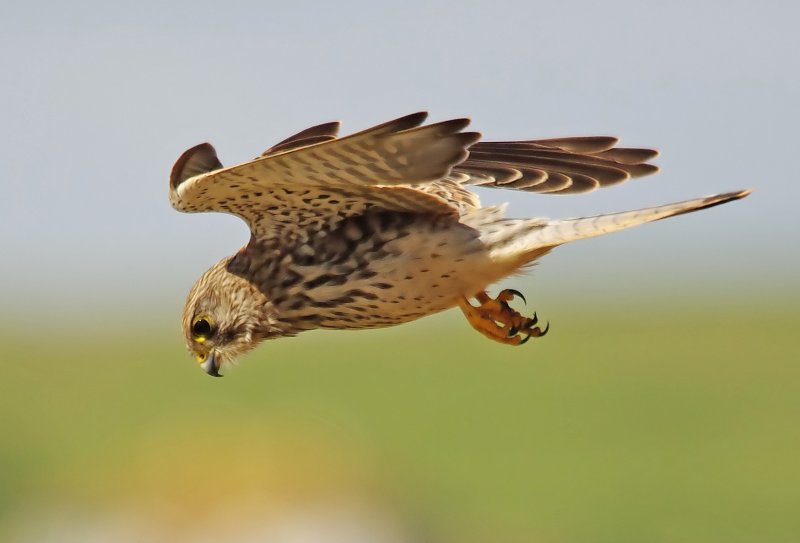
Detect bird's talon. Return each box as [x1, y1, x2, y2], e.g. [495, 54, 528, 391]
[504, 289, 527, 305]
[458, 290, 548, 346]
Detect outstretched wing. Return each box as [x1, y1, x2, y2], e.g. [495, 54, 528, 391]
[170, 113, 481, 244]
[454, 137, 659, 194]
[169, 112, 662, 244]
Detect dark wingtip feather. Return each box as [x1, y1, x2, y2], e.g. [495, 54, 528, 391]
[262, 121, 342, 156]
[439, 117, 472, 135]
[597, 147, 660, 164]
[378, 111, 429, 133]
[532, 136, 620, 153]
[264, 135, 338, 155]
[398, 117, 472, 137]
[275, 121, 341, 146]
[170, 143, 223, 189]
[273, 121, 341, 147]
[627, 163, 660, 177]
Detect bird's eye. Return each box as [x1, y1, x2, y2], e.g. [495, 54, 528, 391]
[191, 316, 214, 342]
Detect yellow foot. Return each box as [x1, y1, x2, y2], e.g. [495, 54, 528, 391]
[458, 289, 549, 346]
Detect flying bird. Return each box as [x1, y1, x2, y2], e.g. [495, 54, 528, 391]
[170, 112, 749, 376]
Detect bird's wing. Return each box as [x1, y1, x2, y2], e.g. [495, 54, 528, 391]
[453, 137, 660, 194]
[170, 113, 481, 243]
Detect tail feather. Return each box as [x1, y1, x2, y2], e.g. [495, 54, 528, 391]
[510, 189, 751, 259]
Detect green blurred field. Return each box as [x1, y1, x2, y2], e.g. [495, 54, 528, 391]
[2, 297, 798, 542]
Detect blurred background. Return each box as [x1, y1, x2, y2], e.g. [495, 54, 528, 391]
[1, 1, 798, 542]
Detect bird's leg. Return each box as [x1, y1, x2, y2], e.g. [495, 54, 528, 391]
[458, 289, 549, 346]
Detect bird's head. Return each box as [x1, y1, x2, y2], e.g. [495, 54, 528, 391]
[181, 258, 279, 377]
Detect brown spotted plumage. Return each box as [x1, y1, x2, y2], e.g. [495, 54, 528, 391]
[170, 112, 750, 376]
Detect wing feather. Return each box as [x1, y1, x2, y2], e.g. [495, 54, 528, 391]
[261, 120, 341, 156]
[456, 137, 659, 195]
[170, 143, 224, 188]
[170, 113, 476, 243]
[169, 113, 663, 245]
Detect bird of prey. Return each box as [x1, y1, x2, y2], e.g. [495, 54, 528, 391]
[170, 112, 749, 376]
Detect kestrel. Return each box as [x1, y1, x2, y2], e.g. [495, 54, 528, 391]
[170, 112, 749, 376]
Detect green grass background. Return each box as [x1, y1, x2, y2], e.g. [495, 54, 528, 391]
[2, 294, 798, 542]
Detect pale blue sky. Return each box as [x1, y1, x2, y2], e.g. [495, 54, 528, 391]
[1, 0, 798, 320]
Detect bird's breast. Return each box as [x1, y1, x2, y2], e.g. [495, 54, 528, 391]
[241, 212, 501, 331]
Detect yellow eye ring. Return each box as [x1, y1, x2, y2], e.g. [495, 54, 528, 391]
[191, 315, 214, 343]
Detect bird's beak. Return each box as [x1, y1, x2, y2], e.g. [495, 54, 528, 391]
[199, 351, 222, 377]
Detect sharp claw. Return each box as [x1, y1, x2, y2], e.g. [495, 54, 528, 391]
[539, 321, 550, 337]
[506, 289, 527, 305]
[461, 290, 547, 346]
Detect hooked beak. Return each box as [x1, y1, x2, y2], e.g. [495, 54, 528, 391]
[199, 351, 222, 377]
